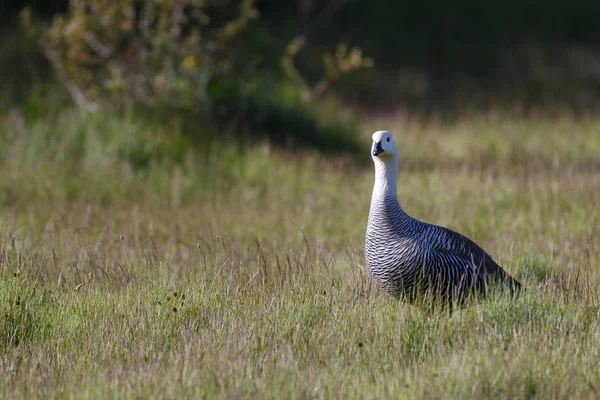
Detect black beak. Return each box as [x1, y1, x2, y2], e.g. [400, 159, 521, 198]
[372, 141, 384, 156]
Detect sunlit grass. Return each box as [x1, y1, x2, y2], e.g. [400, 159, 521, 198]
[1, 105, 599, 399]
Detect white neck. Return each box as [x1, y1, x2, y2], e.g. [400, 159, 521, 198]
[371, 155, 399, 201]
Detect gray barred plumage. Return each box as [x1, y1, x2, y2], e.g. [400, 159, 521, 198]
[365, 130, 521, 302]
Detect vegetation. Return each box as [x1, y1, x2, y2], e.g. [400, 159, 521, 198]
[18, 0, 372, 153]
[1, 101, 599, 398]
[7, 0, 600, 116]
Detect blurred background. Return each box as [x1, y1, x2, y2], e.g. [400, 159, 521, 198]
[3, 0, 600, 156]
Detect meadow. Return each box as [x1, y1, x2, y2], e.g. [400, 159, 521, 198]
[1, 104, 600, 399]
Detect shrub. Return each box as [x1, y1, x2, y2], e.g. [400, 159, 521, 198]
[21, 0, 258, 112]
[21, 0, 372, 154]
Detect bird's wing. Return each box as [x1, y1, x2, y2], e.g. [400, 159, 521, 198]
[429, 225, 508, 277]
[427, 225, 522, 293]
[424, 245, 486, 291]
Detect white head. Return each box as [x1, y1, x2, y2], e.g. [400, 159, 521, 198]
[371, 130, 398, 162]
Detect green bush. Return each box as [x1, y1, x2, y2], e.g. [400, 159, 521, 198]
[21, 0, 258, 111]
[20, 0, 371, 155]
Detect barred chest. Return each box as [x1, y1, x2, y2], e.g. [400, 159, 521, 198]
[365, 223, 423, 282]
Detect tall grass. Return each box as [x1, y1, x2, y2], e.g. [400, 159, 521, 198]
[1, 105, 599, 399]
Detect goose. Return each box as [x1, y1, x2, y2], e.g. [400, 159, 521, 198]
[365, 130, 521, 303]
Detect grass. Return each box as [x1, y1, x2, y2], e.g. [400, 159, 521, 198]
[1, 103, 600, 399]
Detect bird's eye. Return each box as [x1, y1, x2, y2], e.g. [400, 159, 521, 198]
[386, 137, 390, 142]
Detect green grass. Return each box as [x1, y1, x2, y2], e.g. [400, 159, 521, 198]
[1, 105, 599, 399]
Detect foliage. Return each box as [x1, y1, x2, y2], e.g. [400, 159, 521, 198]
[8, 0, 600, 115]
[20, 0, 259, 112]
[18, 0, 372, 153]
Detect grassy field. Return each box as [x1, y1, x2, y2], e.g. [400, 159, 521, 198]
[1, 105, 600, 399]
